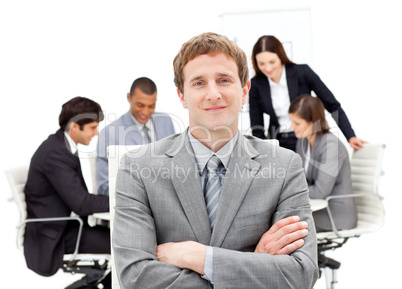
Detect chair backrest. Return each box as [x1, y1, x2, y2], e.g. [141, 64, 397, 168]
[350, 143, 386, 234]
[4, 166, 29, 252]
[87, 150, 98, 195]
[318, 143, 386, 239]
[351, 143, 385, 195]
[108, 145, 141, 289]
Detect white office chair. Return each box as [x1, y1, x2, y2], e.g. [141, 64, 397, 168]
[87, 150, 99, 195]
[317, 143, 386, 289]
[5, 166, 111, 289]
[108, 145, 142, 289]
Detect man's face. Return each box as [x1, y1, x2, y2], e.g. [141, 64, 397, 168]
[72, 121, 99, 145]
[177, 53, 249, 136]
[128, 88, 157, 124]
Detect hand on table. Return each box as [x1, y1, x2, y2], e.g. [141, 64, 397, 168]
[349, 136, 367, 150]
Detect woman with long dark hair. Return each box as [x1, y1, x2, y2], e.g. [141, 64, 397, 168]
[249, 35, 365, 151]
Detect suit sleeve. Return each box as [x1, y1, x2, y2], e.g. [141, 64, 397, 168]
[96, 127, 109, 195]
[249, 78, 267, 139]
[113, 154, 211, 289]
[308, 137, 347, 200]
[212, 153, 319, 289]
[44, 148, 109, 216]
[303, 65, 356, 140]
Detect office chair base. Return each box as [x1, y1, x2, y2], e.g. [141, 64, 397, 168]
[318, 248, 341, 289]
[62, 259, 110, 289]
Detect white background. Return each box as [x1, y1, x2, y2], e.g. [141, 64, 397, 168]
[0, 0, 400, 288]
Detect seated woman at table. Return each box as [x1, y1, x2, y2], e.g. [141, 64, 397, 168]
[288, 95, 357, 232]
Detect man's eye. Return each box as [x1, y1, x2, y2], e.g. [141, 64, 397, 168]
[195, 81, 203, 86]
[219, 79, 231, 84]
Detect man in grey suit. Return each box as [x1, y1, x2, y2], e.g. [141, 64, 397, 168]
[113, 33, 319, 288]
[96, 77, 175, 195]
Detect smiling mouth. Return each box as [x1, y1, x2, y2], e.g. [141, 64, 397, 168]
[205, 106, 226, 112]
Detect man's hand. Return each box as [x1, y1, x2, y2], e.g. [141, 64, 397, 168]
[156, 241, 207, 275]
[254, 216, 309, 255]
[349, 136, 367, 150]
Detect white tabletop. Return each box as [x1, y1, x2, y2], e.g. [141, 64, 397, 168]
[88, 212, 110, 226]
[88, 201, 326, 226]
[92, 212, 110, 221]
[310, 199, 328, 211]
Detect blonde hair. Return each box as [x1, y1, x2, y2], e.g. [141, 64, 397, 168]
[173, 32, 249, 93]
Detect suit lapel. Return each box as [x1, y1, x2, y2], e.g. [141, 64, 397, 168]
[59, 129, 88, 191]
[306, 134, 323, 182]
[210, 136, 261, 247]
[286, 65, 299, 101]
[259, 75, 278, 127]
[123, 112, 144, 144]
[152, 114, 164, 141]
[166, 133, 212, 244]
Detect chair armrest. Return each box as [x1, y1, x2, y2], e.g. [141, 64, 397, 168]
[326, 192, 383, 202]
[324, 192, 383, 238]
[20, 216, 83, 261]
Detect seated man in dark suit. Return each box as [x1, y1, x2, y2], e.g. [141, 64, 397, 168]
[24, 97, 110, 287]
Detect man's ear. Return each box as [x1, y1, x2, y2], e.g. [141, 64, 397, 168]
[127, 92, 131, 103]
[242, 80, 251, 106]
[69, 121, 80, 132]
[177, 89, 188, 109]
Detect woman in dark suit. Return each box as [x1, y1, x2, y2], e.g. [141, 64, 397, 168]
[249, 35, 365, 151]
[288, 95, 357, 232]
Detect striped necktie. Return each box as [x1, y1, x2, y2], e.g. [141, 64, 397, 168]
[143, 125, 152, 144]
[204, 155, 223, 229]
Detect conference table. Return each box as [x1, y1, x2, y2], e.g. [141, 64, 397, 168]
[92, 212, 111, 221]
[309, 199, 328, 212]
[89, 199, 327, 225]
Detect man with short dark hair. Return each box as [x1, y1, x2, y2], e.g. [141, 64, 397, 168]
[96, 77, 175, 195]
[24, 97, 110, 286]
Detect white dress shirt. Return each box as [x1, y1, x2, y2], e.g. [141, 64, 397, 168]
[64, 131, 77, 155]
[268, 65, 293, 133]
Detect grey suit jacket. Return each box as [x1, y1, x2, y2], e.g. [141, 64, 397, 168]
[96, 111, 175, 195]
[113, 131, 319, 289]
[296, 133, 357, 232]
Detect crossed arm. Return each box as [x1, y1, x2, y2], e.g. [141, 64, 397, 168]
[156, 215, 309, 275]
[113, 152, 318, 289]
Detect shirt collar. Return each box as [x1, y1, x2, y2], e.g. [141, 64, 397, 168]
[64, 131, 77, 155]
[129, 111, 153, 131]
[188, 129, 238, 175]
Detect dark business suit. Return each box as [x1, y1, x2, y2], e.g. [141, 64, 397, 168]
[24, 129, 110, 276]
[249, 64, 356, 142]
